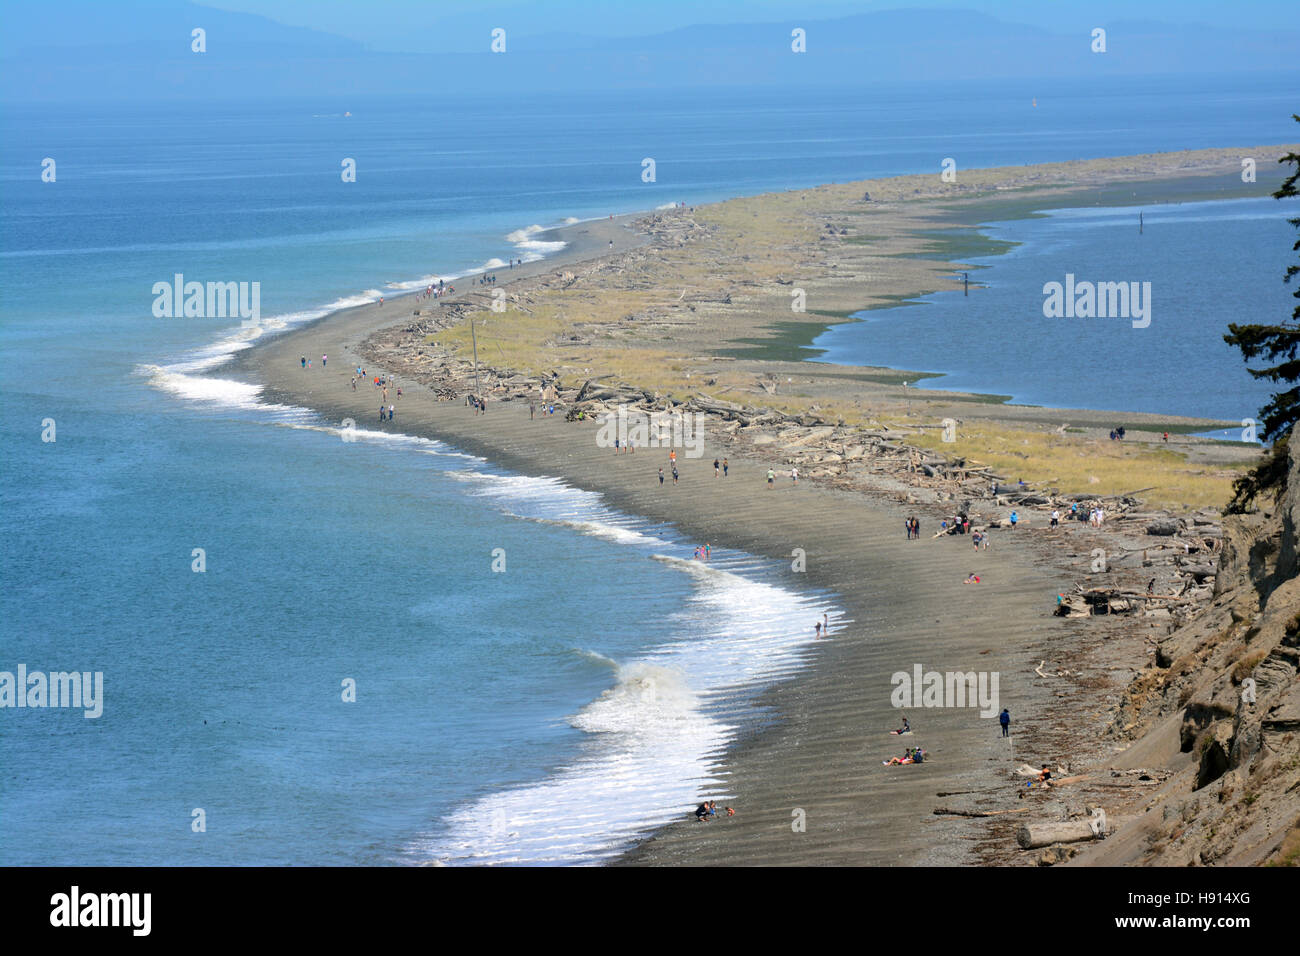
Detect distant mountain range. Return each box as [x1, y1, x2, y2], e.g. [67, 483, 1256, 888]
[2, 1, 1296, 102]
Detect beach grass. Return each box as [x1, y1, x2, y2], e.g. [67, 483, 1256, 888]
[908, 424, 1247, 509]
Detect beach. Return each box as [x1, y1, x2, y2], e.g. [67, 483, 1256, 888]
[230, 145, 1295, 864]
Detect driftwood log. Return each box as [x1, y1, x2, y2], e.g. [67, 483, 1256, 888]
[1016, 812, 1107, 849]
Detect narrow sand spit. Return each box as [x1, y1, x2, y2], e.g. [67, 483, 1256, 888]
[231, 148, 1292, 864]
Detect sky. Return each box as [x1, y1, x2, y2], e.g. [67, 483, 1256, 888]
[192, 0, 1300, 52]
[1, 1, 1296, 102]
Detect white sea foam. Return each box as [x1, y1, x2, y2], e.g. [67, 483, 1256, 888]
[138, 365, 258, 406]
[505, 224, 546, 243]
[385, 272, 463, 292]
[514, 239, 566, 255]
[416, 468, 839, 866]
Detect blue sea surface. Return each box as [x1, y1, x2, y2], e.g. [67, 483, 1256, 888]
[0, 77, 1292, 864]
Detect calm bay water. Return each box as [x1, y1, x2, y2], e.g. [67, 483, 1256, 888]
[0, 77, 1293, 864]
[812, 196, 1297, 421]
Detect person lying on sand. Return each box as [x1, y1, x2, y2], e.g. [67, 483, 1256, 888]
[964, 573, 981, 584]
[883, 747, 926, 766]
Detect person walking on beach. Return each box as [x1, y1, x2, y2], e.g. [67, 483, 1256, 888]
[351, 377, 356, 391]
[301, 356, 306, 369]
[791, 466, 799, 485]
[1009, 510, 1019, 530]
[389, 404, 395, 421]
[322, 355, 327, 367]
[671, 465, 679, 485]
[815, 620, 822, 638]
[379, 404, 386, 423]
[767, 468, 775, 488]
[530, 403, 535, 420]
[1050, 509, 1059, 529]
[714, 457, 720, 478]
[669, 449, 676, 467]
[722, 458, 729, 477]
[999, 708, 1010, 737]
[658, 467, 664, 486]
[823, 612, 828, 635]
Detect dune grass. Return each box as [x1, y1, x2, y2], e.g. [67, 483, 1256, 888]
[908, 424, 1245, 511]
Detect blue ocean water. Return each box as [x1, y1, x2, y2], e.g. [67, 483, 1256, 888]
[811, 196, 1298, 421]
[0, 77, 1294, 864]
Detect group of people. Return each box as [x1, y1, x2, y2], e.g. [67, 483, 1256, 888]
[417, 279, 454, 302]
[467, 395, 487, 414]
[692, 543, 711, 560]
[1108, 426, 1127, 440]
[694, 800, 734, 821]
[904, 516, 922, 539]
[883, 747, 925, 766]
[712, 457, 729, 477]
[300, 355, 327, 369]
[477, 274, 498, 286]
[939, 513, 973, 535]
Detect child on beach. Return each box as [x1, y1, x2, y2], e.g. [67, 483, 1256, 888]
[722, 458, 729, 477]
[658, 468, 664, 485]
